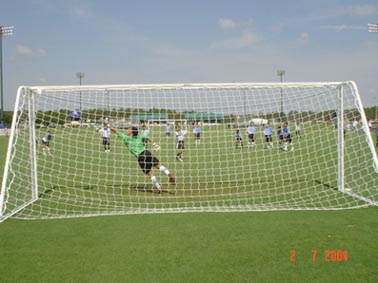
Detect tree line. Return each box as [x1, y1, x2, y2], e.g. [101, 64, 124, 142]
[1, 106, 377, 128]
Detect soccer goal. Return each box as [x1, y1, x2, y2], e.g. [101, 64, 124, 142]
[1, 82, 377, 221]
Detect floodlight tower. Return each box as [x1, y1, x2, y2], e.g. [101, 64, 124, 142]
[0, 25, 13, 126]
[76, 72, 85, 111]
[277, 70, 286, 116]
[368, 23, 378, 33]
[368, 24, 378, 119]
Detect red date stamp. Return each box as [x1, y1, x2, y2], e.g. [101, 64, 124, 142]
[290, 249, 348, 262]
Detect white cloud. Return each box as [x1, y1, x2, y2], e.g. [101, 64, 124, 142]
[16, 44, 33, 55]
[336, 5, 378, 17]
[294, 32, 309, 44]
[68, 1, 92, 18]
[218, 18, 254, 30]
[16, 44, 46, 57]
[36, 48, 47, 57]
[210, 32, 259, 49]
[219, 18, 237, 29]
[320, 25, 366, 31]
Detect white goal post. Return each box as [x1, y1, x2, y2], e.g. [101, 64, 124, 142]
[1, 81, 377, 221]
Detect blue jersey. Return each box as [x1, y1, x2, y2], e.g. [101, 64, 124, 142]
[264, 127, 273, 136]
[194, 127, 201, 134]
[283, 126, 291, 135]
[277, 129, 284, 137]
[165, 126, 171, 133]
[247, 126, 256, 134]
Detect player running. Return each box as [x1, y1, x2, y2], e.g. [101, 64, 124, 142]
[283, 122, 294, 151]
[193, 124, 201, 146]
[175, 125, 187, 161]
[246, 124, 256, 147]
[263, 124, 274, 149]
[235, 129, 243, 148]
[42, 131, 53, 155]
[98, 123, 111, 152]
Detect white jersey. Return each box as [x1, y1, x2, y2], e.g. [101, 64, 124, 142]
[141, 129, 150, 136]
[99, 128, 111, 138]
[175, 130, 187, 142]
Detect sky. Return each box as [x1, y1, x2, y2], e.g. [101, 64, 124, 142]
[0, 0, 377, 111]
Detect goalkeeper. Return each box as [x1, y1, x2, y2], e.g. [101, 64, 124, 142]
[109, 125, 176, 193]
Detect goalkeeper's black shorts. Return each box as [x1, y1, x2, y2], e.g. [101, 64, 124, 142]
[137, 150, 160, 174]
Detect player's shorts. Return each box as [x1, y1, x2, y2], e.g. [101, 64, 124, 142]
[285, 134, 292, 143]
[248, 134, 255, 141]
[194, 133, 201, 139]
[235, 137, 242, 141]
[278, 135, 284, 141]
[166, 132, 171, 136]
[102, 137, 110, 145]
[137, 150, 160, 174]
[265, 135, 272, 142]
[176, 141, 185, 149]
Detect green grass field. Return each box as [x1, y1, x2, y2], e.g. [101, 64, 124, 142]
[0, 127, 378, 282]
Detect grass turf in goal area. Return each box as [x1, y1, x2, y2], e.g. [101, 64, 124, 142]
[1, 131, 378, 283]
[5, 123, 377, 219]
[2, 124, 378, 218]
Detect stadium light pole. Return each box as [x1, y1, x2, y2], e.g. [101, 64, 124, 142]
[368, 24, 378, 120]
[76, 72, 84, 111]
[277, 70, 285, 117]
[0, 25, 13, 126]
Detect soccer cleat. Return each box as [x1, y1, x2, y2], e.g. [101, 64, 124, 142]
[168, 174, 176, 185]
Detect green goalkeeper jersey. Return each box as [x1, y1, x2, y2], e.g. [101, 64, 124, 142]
[117, 132, 147, 157]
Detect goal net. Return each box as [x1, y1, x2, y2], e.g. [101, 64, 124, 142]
[1, 82, 377, 221]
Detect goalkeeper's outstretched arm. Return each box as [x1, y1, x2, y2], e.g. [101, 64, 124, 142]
[109, 126, 118, 134]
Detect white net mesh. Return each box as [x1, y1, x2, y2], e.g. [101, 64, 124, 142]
[1, 82, 377, 221]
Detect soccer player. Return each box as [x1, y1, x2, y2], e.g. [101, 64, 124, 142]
[193, 124, 201, 146]
[283, 122, 293, 151]
[42, 131, 53, 155]
[98, 123, 111, 152]
[235, 129, 243, 148]
[263, 124, 274, 149]
[109, 125, 176, 193]
[277, 126, 284, 149]
[352, 119, 358, 133]
[246, 124, 256, 147]
[141, 124, 150, 136]
[368, 120, 373, 132]
[165, 124, 171, 137]
[175, 125, 187, 161]
[295, 122, 301, 138]
[140, 124, 150, 147]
